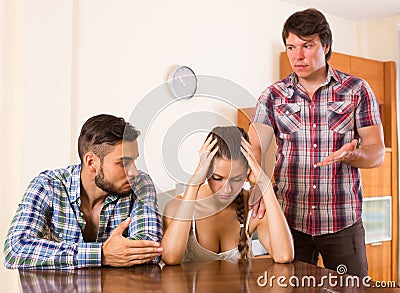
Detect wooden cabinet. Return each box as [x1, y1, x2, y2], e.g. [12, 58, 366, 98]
[238, 52, 398, 282]
[361, 150, 392, 198]
[366, 241, 392, 281]
[361, 149, 393, 281]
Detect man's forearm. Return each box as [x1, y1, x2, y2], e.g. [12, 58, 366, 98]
[4, 234, 101, 269]
[248, 123, 272, 165]
[343, 143, 385, 169]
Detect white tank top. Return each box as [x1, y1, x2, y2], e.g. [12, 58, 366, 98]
[182, 211, 254, 263]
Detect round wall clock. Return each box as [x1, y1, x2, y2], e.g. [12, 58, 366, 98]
[168, 65, 198, 100]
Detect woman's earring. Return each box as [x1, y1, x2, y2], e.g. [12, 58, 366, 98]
[243, 181, 251, 191]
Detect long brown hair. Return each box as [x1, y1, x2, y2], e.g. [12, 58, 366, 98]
[207, 126, 250, 259]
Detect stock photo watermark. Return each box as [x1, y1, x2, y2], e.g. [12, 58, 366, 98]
[256, 264, 397, 289]
[125, 74, 266, 219]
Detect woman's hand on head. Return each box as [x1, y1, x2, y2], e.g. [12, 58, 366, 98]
[189, 136, 219, 186]
[240, 137, 271, 192]
[240, 137, 262, 183]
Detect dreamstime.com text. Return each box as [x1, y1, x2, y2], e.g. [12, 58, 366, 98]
[257, 266, 397, 289]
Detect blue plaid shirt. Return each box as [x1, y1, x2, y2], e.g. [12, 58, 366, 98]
[4, 164, 163, 269]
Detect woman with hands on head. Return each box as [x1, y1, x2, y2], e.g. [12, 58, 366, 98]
[161, 126, 294, 265]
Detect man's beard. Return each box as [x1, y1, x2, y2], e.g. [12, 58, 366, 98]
[95, 166, 132, 197]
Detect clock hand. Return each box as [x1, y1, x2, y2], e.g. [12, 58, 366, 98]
[178, 76, 186, 86]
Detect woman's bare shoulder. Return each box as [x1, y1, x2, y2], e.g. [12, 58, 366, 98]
[163, 194, 184, 218]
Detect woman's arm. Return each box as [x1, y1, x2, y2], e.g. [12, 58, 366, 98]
[252, 182, 294, 263]
[161, 186, 200, 265]
[241, 138, 294, 263]
[161, 137, 218, 265]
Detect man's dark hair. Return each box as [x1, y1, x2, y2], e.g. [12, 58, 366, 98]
[78, 114, 140, 163]
[282, 8, 333, 61]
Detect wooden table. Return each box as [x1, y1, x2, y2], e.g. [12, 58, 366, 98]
[19, 258, 399, 292]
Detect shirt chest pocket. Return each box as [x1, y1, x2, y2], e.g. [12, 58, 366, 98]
[327, 100, 354, 134]
[275, 103, 302, 134]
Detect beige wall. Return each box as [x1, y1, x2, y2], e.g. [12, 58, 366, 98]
[1, 0, 397, 291]
[1, 0, 22, 291]
[357, 15, 400, 61]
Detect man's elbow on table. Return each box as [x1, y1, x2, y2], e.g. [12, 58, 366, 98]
[4, 243, 22, 269]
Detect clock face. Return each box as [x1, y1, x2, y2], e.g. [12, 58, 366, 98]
[168, 66, 197, 100]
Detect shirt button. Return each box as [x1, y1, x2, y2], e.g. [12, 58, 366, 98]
[338, 109, 343, 113]
[313, 144, 317, 148]
[285, 110, 289, 114]
[313, 185, 317, 189]
[59, 233, 63, 238]
[313, 164, 317, 168]
[313, 124, 316, 128]
[312, 205, 316, 209]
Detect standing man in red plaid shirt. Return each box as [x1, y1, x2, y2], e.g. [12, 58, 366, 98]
[249, 8, 385, 277]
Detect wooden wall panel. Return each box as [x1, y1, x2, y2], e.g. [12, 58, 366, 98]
[384, 61, 398, 281]
[328, 52, 351, 73]
[384, 62, 397, 148]
[366, 241, 392, 281]
[350, 56, 385, 104]
[360, 150, 391, 197]
[280, 52, 292, 80]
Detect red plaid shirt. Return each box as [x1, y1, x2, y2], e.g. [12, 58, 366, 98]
[252, 66, 382, 236]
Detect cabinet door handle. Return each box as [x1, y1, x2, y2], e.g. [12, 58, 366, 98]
[371, 242, 383, 246]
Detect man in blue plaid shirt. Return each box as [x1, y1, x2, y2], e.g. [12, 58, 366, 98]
[4, 114, 163, 269]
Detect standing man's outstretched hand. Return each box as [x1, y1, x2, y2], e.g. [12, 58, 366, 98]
[101, 217, 163, 267]
[317, 139, 358, 167]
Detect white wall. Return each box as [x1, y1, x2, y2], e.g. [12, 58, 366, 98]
[72, 0, 359, 192]
[1, 0, 74, 291]
[0, 0, 376, 291]
[1, 0, 22, 291]
[357, 15, 400, 60]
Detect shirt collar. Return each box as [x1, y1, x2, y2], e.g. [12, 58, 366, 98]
[287, 63, 341, 90]
[326, 64, 341, 85]
[69, 164, 82, 203]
